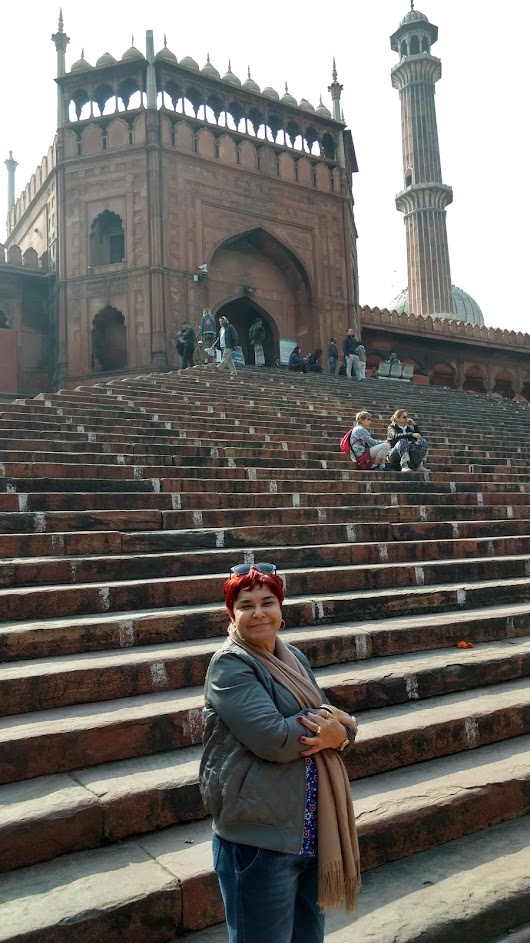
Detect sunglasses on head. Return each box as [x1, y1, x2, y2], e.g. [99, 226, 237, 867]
[230, 562, 277, 576]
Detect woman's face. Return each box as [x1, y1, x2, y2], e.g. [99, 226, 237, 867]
[231, 584, 283, 652]
[397, 412, 408, 425]
[361, 417, 372, 429]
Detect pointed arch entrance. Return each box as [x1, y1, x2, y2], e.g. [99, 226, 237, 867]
[215, 297, 278, 366]
[208, 226, 313, 358]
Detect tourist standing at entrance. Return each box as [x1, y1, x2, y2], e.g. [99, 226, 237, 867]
[200, 562, 360, 943]
[249, 317, 266, 366]
[179, 321, 196, 369]
[357, 344, 366, 380]
[387, 409, 429, 473]
[200, 308, 217, 349]
[342, 329, 361, 380]
[216, 316, 238, 377]
[328, 338, 339, 376]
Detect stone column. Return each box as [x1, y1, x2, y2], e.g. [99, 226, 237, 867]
[4, 152, 17, 212]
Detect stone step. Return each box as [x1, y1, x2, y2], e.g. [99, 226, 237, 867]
[3, 578, 530, 662]
[0, 488, 527, 515]
[2, 517, 530, 561]
[1, 474, 527, 496]
[1, 610, 529, 718]
[1, 659, 529, 786]
[3, 554, 530, 622]
[4, 533, 530, 589]
[2, 459, 528, 484]
[1, 743, 530, 938]
[181, 814, 530, 943]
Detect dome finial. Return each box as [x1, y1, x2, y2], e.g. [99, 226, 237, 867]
[81, 48, 85, 59]
[163, 34, 168, 48]
[207, 52, 211, 63]
[285, 81, 289, 93]
[410, 0, 414, 9]
[248, 65, 251, 79]
[228, 58, 232, 72]
[332, 56, 338, 82]
[58, 8, 64, 31]
[131, 35, 134, 47]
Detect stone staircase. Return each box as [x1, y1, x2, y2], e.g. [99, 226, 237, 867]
[1, 367, 530, 943]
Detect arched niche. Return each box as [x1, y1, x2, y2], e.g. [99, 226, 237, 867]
[278, 153, 295, 181]
[90, 210, 125, 267]
[92, 306, 128, 372]
[208, 226, 314, 352]
[196, 127, 216, 158]
[107, 118, 129, 150]
[175, 121, 194, 151]
[258, 146, 277, 175]
[160, 114, 173, 146]
[133, 113, 146, 144]
[296, 157, 313, 187]
[410, 35, 420, 55]
[463, 364, 487, 394]
[218, 134, 237, 164]
[81, 124, 104, 156]
[430, 361, 456, 389]
[239, 140, 257, 170]
[315, 163, 331, 191]
[64, 130, 78, 159]
[493, 369, 515, 399]
[23, 248, 39, 270]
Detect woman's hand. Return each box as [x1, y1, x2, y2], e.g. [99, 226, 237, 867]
[298, 711, 357, 756]
[412, 433, 422, 440]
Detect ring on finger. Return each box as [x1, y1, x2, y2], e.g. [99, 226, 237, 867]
[315, 725, 322, 736]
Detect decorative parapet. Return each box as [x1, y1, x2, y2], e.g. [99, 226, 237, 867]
[0, 243, 49, 272]
[361, 305, 530, 352]
[7, 140, 57, 237]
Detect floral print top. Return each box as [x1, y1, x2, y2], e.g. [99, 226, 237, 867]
[300, 756, 318, 857]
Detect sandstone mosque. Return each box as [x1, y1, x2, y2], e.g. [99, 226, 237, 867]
[1, 4, 529, 398]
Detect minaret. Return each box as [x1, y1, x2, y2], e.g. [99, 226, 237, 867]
[4, 151, 18, 213]
[328, 59, 345, 166]
[51, 9, 70, 128]
[390, 3, 455, 316]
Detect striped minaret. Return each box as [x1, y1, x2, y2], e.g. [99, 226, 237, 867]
[390, 4, 455, 316]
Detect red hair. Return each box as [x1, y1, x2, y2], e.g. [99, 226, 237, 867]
[224, 569, 284, 619]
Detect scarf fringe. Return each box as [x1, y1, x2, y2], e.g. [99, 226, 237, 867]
[318, 860, 362, 913]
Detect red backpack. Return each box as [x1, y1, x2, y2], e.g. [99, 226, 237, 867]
[340, 429, 371, 469]
[340, 429, 353, 455]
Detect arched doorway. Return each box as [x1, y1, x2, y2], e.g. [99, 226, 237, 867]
[493, 370, 515, 399]
[92, 306, 128, 371]
[208, 227, 313, 355]
[463, 365, 486, 394]
[430, 362, 456, 389]
[216, 298, 278, 366]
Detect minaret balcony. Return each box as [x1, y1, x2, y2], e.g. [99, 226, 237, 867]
[396, 182, 453, 215]
[391, 55, 442, 90]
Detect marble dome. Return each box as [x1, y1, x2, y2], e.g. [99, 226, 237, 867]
[388, 286, 485, 327]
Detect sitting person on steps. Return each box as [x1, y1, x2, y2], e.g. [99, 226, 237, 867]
[387, 409, 430, 473]
[350, 411, 391, 470]
[288, 346, 308, 373]
[306, 349, 324, 373]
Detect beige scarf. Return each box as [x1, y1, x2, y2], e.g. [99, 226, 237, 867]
[228, 626, 361, 912]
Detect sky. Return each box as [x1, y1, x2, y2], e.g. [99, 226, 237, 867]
[1, 0, 528, 331]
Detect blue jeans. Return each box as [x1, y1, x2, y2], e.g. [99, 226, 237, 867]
[329, 356, 337, 376]
[213, 834, 325, 943]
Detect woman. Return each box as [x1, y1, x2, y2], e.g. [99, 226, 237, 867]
[307, 349, 324, 373]
[200, 563, 360, 943]
[350, 410, 390, 470]
[387, 408, 429, 473]
[288, 346, 308, 373]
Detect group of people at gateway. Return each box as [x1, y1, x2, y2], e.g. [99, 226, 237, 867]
[176, 311, 376, 380]
[348, 408, 429, 473]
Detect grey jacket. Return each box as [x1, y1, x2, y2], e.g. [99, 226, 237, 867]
[199, 638, 355, 855]
[349, 423, 386, 459]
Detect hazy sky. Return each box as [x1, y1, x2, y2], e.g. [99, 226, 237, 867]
[1, 1, 528, 331]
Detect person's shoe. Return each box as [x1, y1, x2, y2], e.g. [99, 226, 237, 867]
[401, 463, 412, 473]
[370, 464, 379, 470]
[378, 464, 387, 470]
[416, 462, 431, 473]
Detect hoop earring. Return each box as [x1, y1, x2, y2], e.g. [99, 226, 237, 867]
[280, 620, 286, 630]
